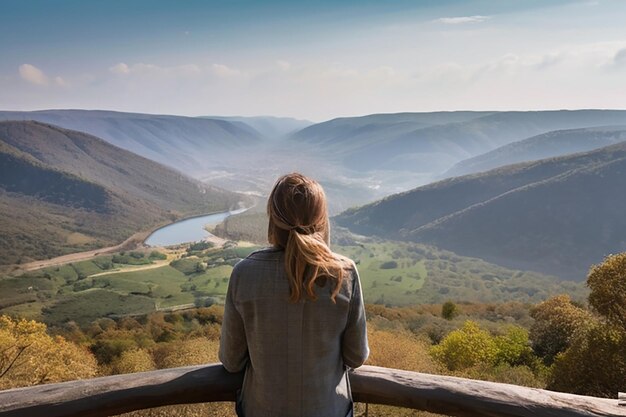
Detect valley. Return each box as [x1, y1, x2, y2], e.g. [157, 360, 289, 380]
[1, 108, 624, 411]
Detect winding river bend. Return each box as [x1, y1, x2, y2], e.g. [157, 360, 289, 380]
[144, 207, 248, 247]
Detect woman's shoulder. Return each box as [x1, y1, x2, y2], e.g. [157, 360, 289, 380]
[332, 251, 357, 270]
[246, 246, 283, 261]
[232, 246, 282, 272]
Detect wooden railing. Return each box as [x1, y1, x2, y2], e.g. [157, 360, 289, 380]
[0, 364, 624, 417]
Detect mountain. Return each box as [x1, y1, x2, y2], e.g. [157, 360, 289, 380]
[335, 141, 626, 280]
[0, 121, 244, 266]
[6, 109, 626, 214]
[202, 115, 313, 139]
[292, 110, 626, 175]
[444, 126, 626, 178]
[0, 110, 263, 175]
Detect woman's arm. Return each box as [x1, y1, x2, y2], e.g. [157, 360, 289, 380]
[341, 265, 369, 369]
[219, 267, 249, 373]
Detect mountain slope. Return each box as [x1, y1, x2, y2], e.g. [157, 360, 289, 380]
[0, 110, 263, 174]
[444, 126, 626, 177]
[336, 141, 626, 280]
[292, 110, 626, 175]
[0, 121, 244, 265]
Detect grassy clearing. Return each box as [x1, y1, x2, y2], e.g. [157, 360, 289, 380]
[65, 232, 96, 245]
[337, 238, 587, 306]
[337, 242, 427, 305]
[42, 289, 156, 326]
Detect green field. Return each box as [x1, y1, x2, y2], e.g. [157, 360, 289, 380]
[0, 246, 250, 326]
[1, 235, 587, 326]
[336, 238, 587, 306]
[336, 242, 428, 305]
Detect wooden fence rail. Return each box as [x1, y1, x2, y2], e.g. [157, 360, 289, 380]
[0, 364, 624, 417]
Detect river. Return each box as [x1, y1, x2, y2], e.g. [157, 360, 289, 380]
[144, 207, 248, 246]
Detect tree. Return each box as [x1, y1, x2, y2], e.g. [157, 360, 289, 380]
[153, 338, 220, 369]
[430, 321, 497, 371]
[548, 254, 626, 397]
[110, 348, 155, 375]
[0, 315, 97, 389]
[493, 325, 535, 368]
[587, 253, 626, 329]
[529, 295, 593, 364]
[548, 322, 626, 397]
[367, 328, 439, 373]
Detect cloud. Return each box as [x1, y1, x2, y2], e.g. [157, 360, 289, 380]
[54, 76, 68, 87]
[434, 15, 491, 24]
[109, 62, 201, 77]
[19, 64, 48, 85]
[109, 63, 130, 75]
[211, 63, 241, 78]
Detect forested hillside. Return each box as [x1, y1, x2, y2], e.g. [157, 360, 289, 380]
[0, 121, 244, 266]
[0, 110, 263, 175]
[336, 141, 626, 280]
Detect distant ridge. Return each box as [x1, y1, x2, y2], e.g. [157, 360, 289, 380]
[0, 110, 263, 174]
[290, 110, 626, 175]
[0, 121, 244, 265]
[444, 126, 626, 178]
[335, 140, 626, 280]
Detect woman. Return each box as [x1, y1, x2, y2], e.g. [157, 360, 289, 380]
[219, 173, 369, 417]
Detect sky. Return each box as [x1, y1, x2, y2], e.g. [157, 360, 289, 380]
[1, 0, 626, 121]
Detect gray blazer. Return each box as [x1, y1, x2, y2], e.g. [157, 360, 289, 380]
[219, 247, 369, 417]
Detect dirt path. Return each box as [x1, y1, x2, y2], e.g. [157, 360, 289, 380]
[14, 229, 152, 274]
[87, 260, 170, 278]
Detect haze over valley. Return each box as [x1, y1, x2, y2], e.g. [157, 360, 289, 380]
[4, 109, 626, 215]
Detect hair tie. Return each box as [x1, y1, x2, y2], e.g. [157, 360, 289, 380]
[291, 225, 311, 235]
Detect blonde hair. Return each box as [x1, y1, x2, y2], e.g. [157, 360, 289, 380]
[267, 173, 345, 302]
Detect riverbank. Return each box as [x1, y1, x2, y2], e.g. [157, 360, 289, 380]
[7, 202, 252, 276]
[7, 228, 152, 275]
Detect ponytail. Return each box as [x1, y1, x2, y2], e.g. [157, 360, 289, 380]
[267, 173, 346, 302]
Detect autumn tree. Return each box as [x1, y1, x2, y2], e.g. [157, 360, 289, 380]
[0, 315, 97, 390]
[587, 253, 626, 329]
[109, 348, 156, 374]
[529, 295, 593, 364]
[430, 321, 497, 371]
[548, 322, 626, 397]
[366, 328, 439, 373]
[548, 254, 626, 397]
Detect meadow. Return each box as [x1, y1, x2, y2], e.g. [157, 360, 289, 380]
[0, 233, 586, 329]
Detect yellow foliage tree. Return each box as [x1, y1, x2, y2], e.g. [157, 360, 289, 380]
[153, 338, 220, 369]
[110, 348, 156, 375]
[0, 315, 97, 389]
[587, 253, 626, 329]
[366, 328, 439, 373]
[430, 321, 497, 371]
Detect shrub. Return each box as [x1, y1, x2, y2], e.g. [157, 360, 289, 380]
[441, 301, 459, 320]
[380, 260, 398, 269]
